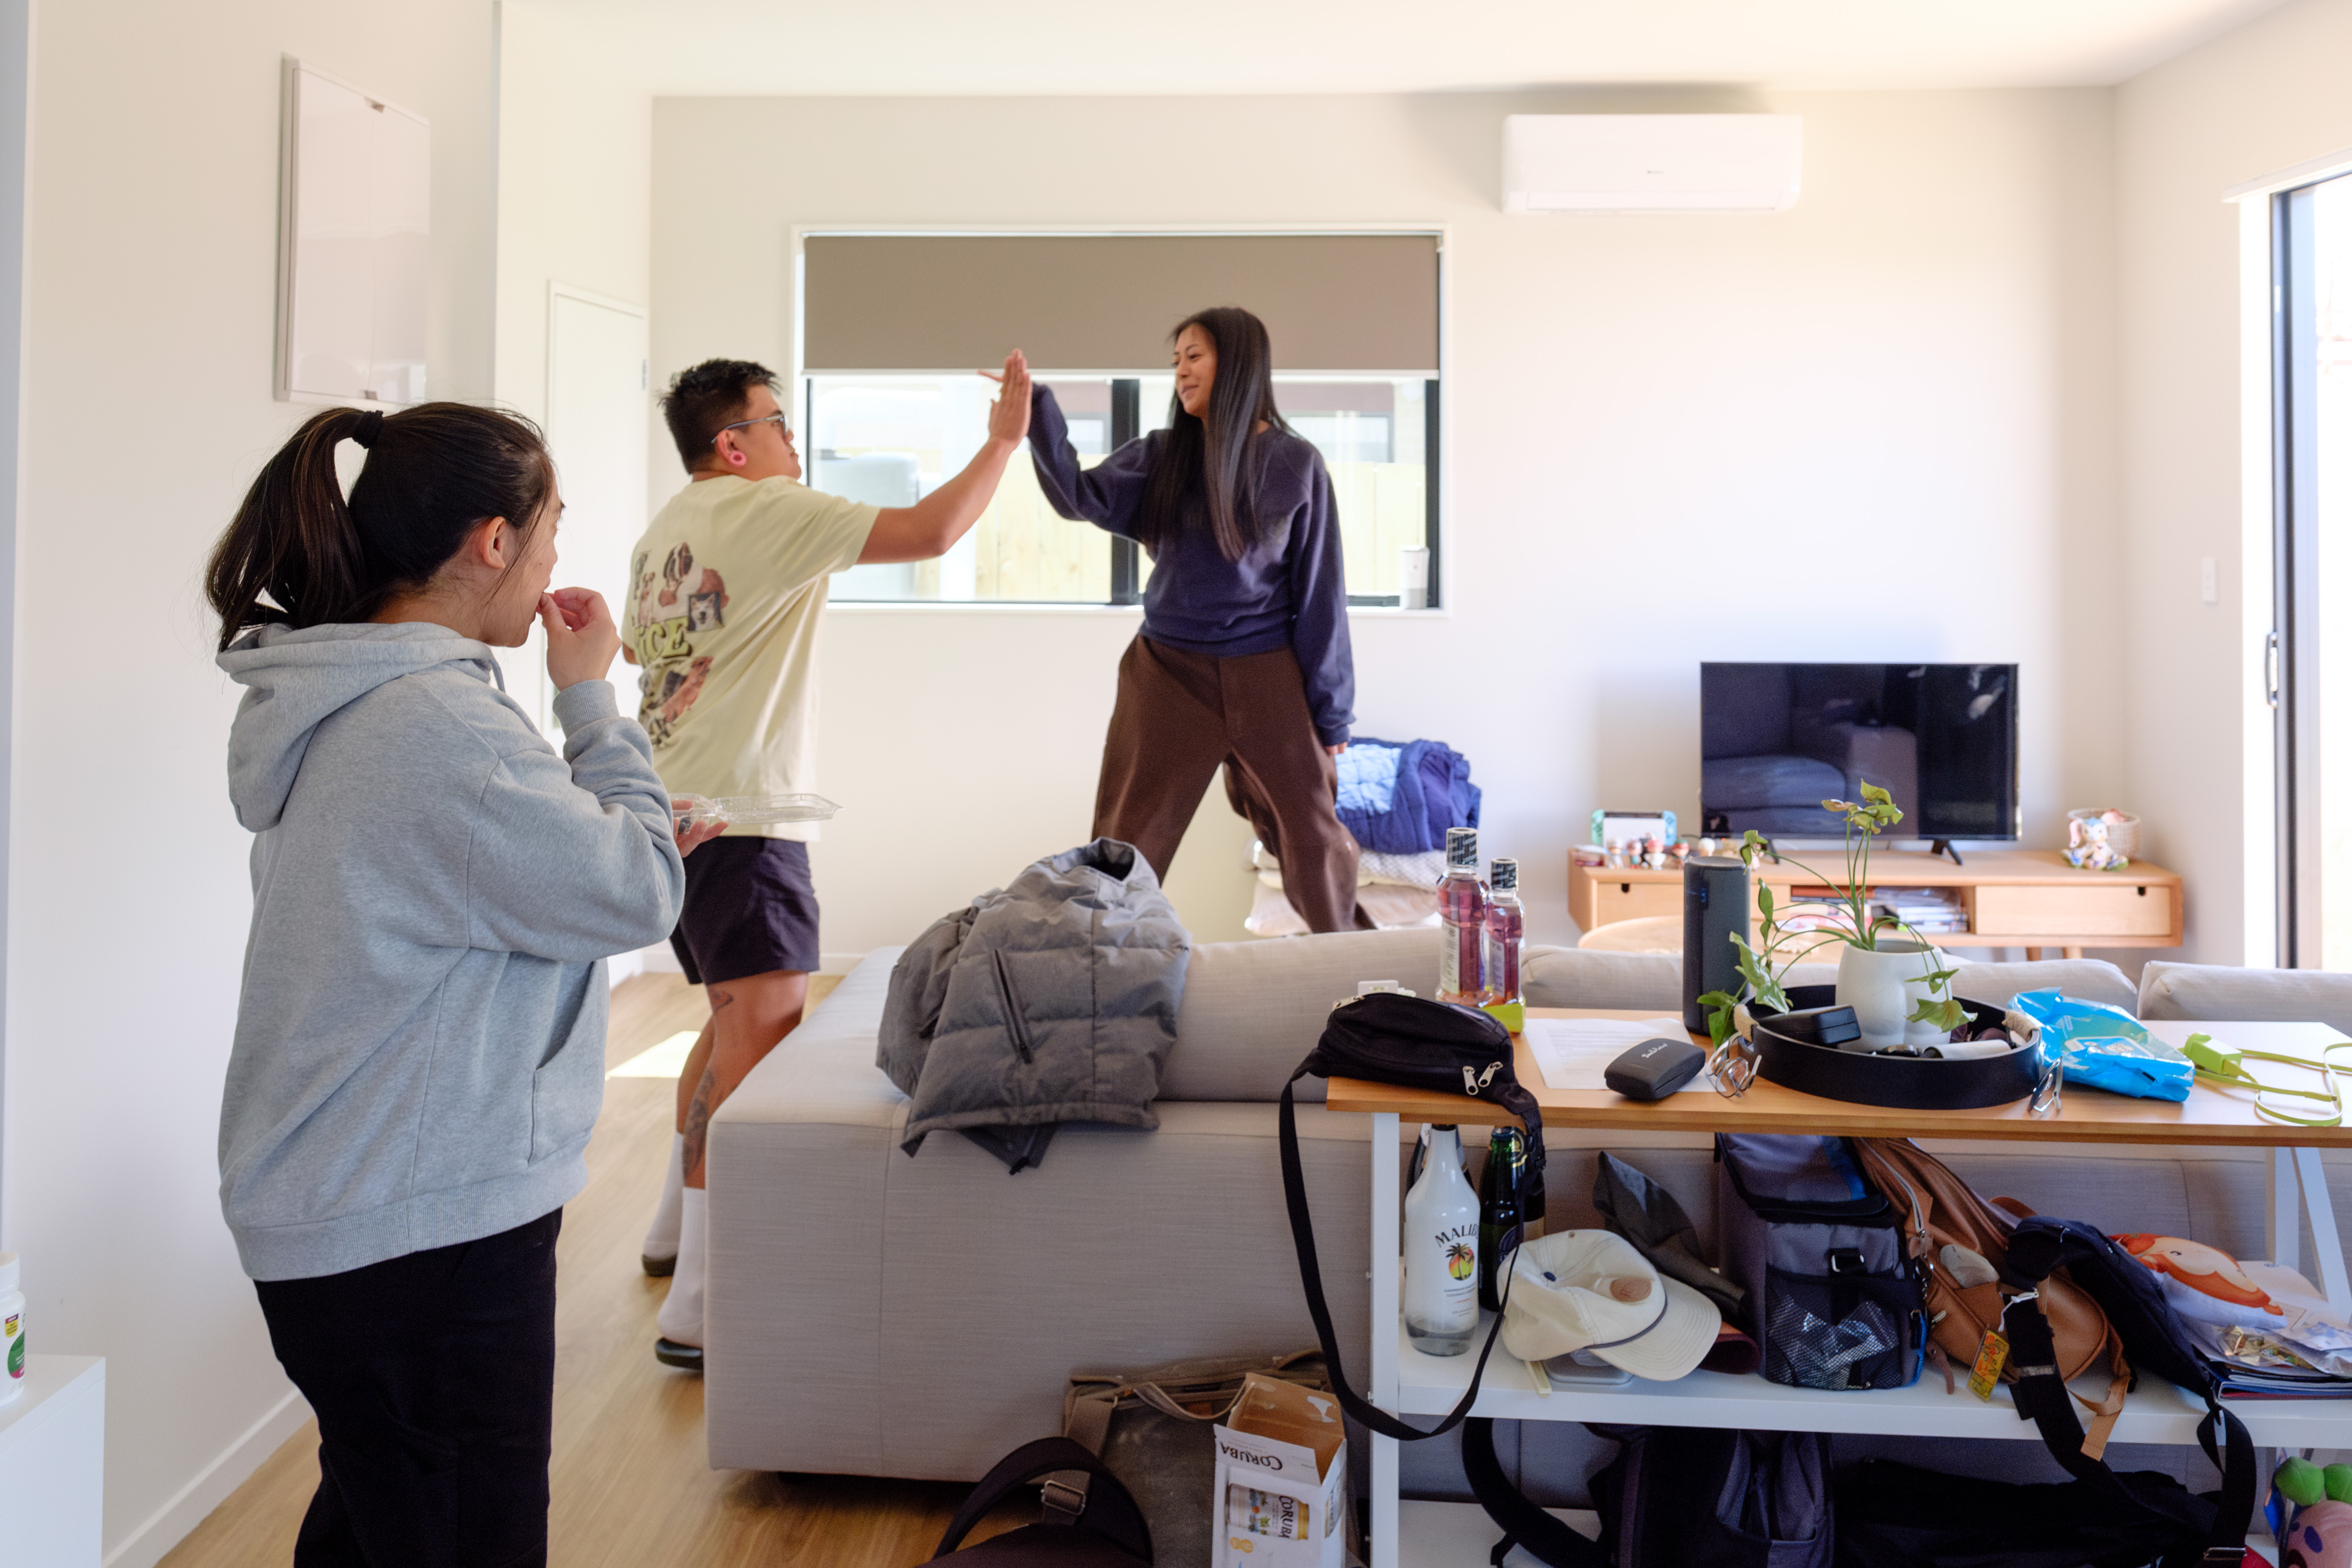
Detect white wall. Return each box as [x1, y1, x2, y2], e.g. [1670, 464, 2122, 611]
[2115, 0, 2352, 966]
[648, 88, 2127, 959]
[494, 0, 650, 425]
[0, 3, 500, 1561]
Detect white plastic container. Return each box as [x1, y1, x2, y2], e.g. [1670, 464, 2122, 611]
[0, 1251, 22, 1405]
[1403, 1126, 1480, 1355]
[1398, 546, 1431, 610]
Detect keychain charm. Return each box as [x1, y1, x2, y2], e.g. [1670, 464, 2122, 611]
[1966, 1329, 2009, 1400]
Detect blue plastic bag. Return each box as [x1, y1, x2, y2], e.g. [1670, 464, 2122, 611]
[2010, 988, 2192, 1103]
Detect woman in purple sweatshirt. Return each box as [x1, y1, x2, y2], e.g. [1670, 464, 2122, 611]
[1029, 306, 1369, 932]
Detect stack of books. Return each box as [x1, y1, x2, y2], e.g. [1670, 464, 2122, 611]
[2189, 1260, 2352, 1399]
[1870, 886, 1969, 935]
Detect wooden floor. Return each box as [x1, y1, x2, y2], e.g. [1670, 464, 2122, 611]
[160, 972, 1017, 1568]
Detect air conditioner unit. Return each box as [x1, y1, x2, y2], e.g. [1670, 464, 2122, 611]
[1502, 114, 1803, 214]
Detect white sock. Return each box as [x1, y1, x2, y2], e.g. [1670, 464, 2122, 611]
[641, 1135, 685, 1262]
[656, 1187, 707, 1347]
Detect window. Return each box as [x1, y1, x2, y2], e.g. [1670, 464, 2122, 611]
[799, 232, 1442, 607]
[2273, 172, 2352, 967]
[810, 370, 1437, 605]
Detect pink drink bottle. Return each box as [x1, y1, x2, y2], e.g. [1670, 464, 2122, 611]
[1437, 827, 1486, 1004]
[1483, 858, 1524, 1006]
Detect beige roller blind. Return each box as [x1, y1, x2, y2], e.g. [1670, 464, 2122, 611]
[801, 233, 1439, 374]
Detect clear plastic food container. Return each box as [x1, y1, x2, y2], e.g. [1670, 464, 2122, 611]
[670, 793, 841, 831]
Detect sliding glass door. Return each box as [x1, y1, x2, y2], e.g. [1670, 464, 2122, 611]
[2275, 172, 2352, 968]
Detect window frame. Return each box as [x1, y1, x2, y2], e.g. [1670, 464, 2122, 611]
[790, 224, 1448, 614]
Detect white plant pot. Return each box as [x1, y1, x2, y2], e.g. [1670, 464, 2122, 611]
[1835, 941, 1945, 1050]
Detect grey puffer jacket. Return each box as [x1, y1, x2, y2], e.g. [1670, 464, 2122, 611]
[879, 840, 1190, 1170]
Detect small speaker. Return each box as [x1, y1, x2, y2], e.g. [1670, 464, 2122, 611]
[1682, 855, 1750, 1032]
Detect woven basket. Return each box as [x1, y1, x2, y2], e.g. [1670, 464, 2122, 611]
[2067, 808, 2141, 859]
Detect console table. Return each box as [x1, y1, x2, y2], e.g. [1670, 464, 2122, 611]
[1567, 848, 2183, 960]
[1328, 1009, 2345, 1568]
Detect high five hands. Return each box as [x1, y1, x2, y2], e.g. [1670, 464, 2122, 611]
[979, 350, 1033, 447]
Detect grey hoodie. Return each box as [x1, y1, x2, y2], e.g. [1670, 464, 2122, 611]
[216, 622, 683, 1281]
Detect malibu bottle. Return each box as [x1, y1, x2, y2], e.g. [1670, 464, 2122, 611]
[1403, 1125, 1480, 1355]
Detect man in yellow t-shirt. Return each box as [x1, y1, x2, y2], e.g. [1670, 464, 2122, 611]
[629, 353, 1031, 1369]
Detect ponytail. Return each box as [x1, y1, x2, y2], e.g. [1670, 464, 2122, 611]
[206, 402, 553, 652]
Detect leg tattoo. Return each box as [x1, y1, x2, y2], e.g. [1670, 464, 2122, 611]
[682, 1066, 717, 1179]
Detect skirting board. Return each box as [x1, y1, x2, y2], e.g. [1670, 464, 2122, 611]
[105, 1385, 312, 1568]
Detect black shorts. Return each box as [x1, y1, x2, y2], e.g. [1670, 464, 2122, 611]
[668, 836, 821, 985]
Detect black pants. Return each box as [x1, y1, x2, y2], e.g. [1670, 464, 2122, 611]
[255, 1210, 562, 1568]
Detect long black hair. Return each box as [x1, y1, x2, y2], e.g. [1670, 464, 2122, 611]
[1137, 307, 1290, 562]
[206, 403, 556, 651]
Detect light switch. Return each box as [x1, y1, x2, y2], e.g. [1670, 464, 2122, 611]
[2200, 558, 2219, 605]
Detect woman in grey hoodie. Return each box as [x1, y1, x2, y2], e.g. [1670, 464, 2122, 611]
[205, 403, 710, 1565]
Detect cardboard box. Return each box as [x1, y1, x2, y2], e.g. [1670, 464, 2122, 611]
[1213, 1373, 1347, 1568]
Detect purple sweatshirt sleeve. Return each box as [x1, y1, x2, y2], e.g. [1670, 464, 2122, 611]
[1029, 384, 1154, 539]
[1287, 453, 1356, 748]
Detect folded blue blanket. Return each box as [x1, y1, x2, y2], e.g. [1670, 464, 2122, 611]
[1336, 737, 1481, 855]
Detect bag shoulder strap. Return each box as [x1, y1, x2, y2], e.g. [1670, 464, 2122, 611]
[934, 1436, 1151, 1563]
[1461, 1417, 1607, 1567]
[1041, 1394, 1120, 1526]
[2004, 1238, 2256, 1562]
[1279, 1077, 1507, 1442]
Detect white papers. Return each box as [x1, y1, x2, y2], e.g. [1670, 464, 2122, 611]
[1525, 1017, 1707, 1093]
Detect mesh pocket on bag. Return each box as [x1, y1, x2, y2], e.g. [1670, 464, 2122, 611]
[1763, 1267, 1920, 1391]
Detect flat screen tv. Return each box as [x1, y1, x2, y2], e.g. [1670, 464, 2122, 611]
[1699, 663, 2018, 842]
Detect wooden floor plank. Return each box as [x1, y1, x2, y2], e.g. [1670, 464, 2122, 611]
[160, 971, 1002, 1568]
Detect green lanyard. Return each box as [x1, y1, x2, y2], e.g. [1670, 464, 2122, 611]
[2183, 1033, 2352, 1127]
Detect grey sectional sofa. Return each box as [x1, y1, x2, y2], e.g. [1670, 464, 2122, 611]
[702, 930, 2345, 1497]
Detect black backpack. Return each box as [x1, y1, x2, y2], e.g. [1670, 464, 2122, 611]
[1464, 1419, 1833, 1568]
[2004, 1216, 2256, 1566]
[1276, 992, 1539, 1442]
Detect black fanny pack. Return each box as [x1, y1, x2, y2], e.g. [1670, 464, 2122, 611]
[1277, 991, 1541, 1443]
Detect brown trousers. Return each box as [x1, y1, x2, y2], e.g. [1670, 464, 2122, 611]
[1094, 636, 1372, 934]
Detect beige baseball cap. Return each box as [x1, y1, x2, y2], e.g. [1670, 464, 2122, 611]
[1497, 1230, 1721, 1382]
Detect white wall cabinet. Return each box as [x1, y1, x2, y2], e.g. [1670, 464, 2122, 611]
[275, 59, 429, 406]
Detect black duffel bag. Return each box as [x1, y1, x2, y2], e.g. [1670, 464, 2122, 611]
[1835, 1458, 2216, 1568]
[1277, 991, 1539, 1443]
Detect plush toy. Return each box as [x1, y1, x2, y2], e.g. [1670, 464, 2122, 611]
[2066, 815, 2130, 871]
[2114, 1234, 2286, 1326]
[2281, 1458, 2328, 1508]
[2279, 1497, 2352, 1567]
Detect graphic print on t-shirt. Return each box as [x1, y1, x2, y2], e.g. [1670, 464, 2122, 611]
[630, 542, 730, 749]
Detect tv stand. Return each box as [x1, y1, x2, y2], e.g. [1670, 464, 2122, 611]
[1566, 848, 2182, 960]
[1929, 839, 1964, 866]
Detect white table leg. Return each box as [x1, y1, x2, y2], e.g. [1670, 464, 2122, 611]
[2270, 1147, 2300, 1276]
[2292, 1146, 2351, 1318]
[1370, 1111, 1401, 1568]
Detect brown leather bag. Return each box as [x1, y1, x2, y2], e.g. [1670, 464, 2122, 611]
[1852, 1138, 2130, 1456]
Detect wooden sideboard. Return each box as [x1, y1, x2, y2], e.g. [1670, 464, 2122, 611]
[1565, 848, 2183, 960]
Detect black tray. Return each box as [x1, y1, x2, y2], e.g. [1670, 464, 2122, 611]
[1747, 985, 2042, 1111]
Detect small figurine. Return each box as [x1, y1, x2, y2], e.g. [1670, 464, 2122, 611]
[2066, 815, 2129, 871]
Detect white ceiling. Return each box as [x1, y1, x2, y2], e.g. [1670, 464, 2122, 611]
[532, 0, 2291, 95]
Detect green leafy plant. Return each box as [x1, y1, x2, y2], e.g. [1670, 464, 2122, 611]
[1697, 784, 1968, 1048]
